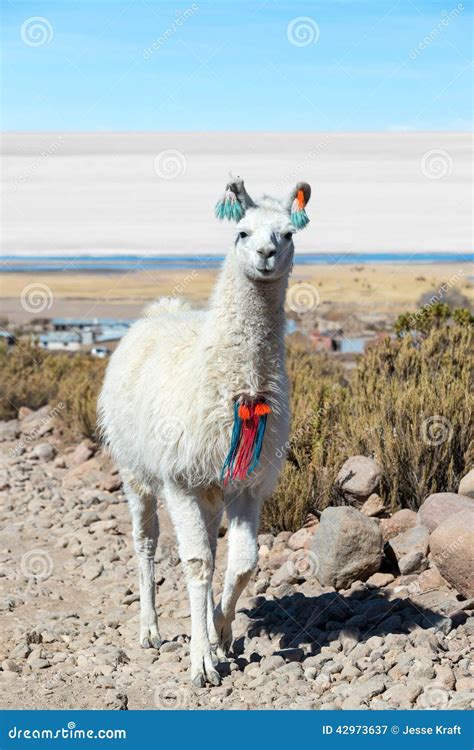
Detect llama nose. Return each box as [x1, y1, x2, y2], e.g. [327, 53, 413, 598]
[257, 247, 276, 259]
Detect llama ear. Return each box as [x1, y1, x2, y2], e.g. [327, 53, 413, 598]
[214, 176, 256, 222]
[287, 182, 311, 230]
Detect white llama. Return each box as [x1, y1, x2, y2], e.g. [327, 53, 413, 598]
[98, 177, 311, 687]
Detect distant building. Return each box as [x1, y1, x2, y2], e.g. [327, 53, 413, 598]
[38, 331, 81, 351]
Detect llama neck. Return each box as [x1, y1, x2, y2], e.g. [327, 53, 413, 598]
[203, 252, 289, 396]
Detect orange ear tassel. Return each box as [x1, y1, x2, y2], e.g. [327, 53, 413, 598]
[296, 189, 305, 209]
[238, 404, 251, 420]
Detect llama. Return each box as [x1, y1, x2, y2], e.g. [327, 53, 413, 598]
[98, 177, 311, 687]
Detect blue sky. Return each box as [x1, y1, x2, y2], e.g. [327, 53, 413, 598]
[1, 0, 472, 131]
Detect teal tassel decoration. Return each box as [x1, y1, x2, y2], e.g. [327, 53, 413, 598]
[215, 188, 243, 222]
[291, 208, 310, 230]
[290, 188, 310, 230]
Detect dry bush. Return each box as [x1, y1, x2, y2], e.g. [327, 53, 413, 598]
[263, 324, 473, 532]
[0, 343, 105, 439]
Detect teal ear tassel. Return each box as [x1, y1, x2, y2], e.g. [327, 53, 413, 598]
[215, 188, 244, 222]
[291, 208, 310, 230]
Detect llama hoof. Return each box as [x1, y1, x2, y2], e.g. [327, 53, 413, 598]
[192, 668, 221, 688]
[140, 626, 162, 650]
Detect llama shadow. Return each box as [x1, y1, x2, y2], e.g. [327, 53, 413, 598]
[233, 587, 466, 664]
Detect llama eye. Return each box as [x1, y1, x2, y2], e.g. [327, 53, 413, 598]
[283, 232, 293, 241]
[238, 231, 248, 239]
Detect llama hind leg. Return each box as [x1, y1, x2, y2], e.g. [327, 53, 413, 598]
[163, 480, 221, 687]
[201, 493, 224, 657]
[214, 490, 261, 654]
[125, 479, 162, 649]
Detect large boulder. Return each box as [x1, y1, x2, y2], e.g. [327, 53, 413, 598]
[430, 510, 474, 598]
[388, 524, 430, 574]
[458, 469, 474, 499]
[418, 492, 473, 533]
[310, 506, 383, 589]
[336, 456, 382, 501]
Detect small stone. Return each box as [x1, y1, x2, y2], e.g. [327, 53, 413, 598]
[389, 524, 429, 574]
[29, 658, 51, 669]
[2, 659, 20, 672]
[69, 440, 95, 466]
[366, 572, 395, 587]
[380, 509, 417, 540]
[32, 442, 56, 462]
[361, 494, 386, 517]
[260, 655, 285, 674]
[311, 506, 383, 589]
[287, 527, 315, 551]
[275, 648, 304, 663]
[336, 456, 382, 501]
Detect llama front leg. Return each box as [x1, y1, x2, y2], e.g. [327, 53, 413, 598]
[125, 481, 162, 649]
[163, 481, 221, 687]
[214, 489, 261, 654]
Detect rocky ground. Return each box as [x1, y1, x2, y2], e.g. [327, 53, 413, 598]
[0, 407, 473, 711]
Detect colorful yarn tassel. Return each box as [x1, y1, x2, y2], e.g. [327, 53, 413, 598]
[214, 188, 244, 222]
[221, 397, 272, 485]
[290, 188, 310, 230]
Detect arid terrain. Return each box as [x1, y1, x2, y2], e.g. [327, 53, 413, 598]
[1, 262, 472, 325]
[0, 410, 473, 710]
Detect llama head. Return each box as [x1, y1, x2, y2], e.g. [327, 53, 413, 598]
[215, 178, 311, 281]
